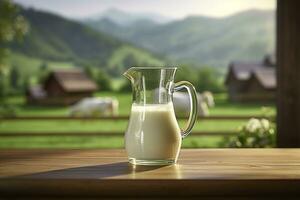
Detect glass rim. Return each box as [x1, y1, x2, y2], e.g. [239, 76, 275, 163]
[128, 66, 177, 70]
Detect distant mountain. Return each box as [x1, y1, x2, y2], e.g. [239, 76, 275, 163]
[10, 8, 165, 76]
[86, 9, 275, 67]
[85, 8, 173, 26]
[86, 17, 156, 43]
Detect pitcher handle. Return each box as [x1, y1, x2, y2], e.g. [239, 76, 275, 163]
[173, 81, 198, 138]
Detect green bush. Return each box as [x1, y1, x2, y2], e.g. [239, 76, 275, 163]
[0, 102, 17, 117]
[83, 66, 112, 91]
[0, 0, 28, 69]
[175, 65, 225, 93]
[38, 61, 50, 84]
[223, 118, 276, 148]
[175, 65, 199, 86]
[119, 80, 132, 93]
[9, 65, 20, 89]
[96, 69, 112, 91]
[196, 67, 225, 93]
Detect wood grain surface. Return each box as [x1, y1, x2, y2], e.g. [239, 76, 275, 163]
[0, 149, 300, 198]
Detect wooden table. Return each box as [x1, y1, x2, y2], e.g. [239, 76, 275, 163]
[0, 149, 300, 199]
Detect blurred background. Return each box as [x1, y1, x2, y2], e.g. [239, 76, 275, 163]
[0, 0, 276, 149]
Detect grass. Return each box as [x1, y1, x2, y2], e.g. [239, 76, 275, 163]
[0, 92, 275, 149]
[0, 136, 223, 149]
[0, 120, 247, 133]
[5, 92, 275, 117]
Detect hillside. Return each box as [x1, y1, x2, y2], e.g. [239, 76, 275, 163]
[84, 8, 172, 26]
[10, 8, 165, 76]
[86, 9, 275, 67]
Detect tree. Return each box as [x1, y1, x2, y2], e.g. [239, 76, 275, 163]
[84, 65, 94, 80]
[38, 61, 49, 84]
[196, 67, 225, 93]
[119, 80, 132, 93]
[0, 71, 7, 100]
[0, 0, 28, 101]
[22, 76, 30, 92]
[0, 0, 28, 70]
[96, 69, 111, 91]
[39, 61, 48, 71]
[9, 65, 19, 89]
[175, 65, 199, 87]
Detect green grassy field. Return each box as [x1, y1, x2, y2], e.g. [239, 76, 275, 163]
[0, 92, 275, 149]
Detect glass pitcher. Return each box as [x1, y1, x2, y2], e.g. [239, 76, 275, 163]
[123, 67, 198, 165]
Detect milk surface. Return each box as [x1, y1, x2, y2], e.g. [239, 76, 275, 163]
[125, 103, 182, 160]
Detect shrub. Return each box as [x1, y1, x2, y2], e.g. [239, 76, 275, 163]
[83, 66, 112, 91]
[96, 69, 112, 91]
[176, 65, 225, 93]
[175, 65, 199, 86]
[119, 80, 132, 93]
[0, 102, 17, 117]
[196, 67, 225, 93]
[9, 66, 20, 90]
[223, 118, 276, 148]
[38, 61, 50, 84]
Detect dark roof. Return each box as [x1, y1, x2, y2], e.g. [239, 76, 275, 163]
[47, 69, 98, 92]
[229, 61, 265, 80]
[252, 68, 276, 89]
[226, 55, 276, 89]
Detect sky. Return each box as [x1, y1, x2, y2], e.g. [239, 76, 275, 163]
[13, 0, 276, 19]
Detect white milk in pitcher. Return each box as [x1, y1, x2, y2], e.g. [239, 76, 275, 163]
[125, 103, 182, 161]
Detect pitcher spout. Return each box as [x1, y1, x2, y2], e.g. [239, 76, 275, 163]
[123, 67, 137, 82]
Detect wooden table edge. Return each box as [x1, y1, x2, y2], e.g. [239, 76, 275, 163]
[1, 179, 300, 198]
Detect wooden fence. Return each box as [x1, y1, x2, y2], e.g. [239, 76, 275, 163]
[0, 115, 275, 121]
[0, 115, 275, 137]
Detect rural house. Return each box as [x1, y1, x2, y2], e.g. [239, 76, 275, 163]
[225, 55, 276, 102]
[26, 69, 98, 105]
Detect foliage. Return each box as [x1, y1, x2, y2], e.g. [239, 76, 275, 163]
[38, 61, 49, 84]
[175, 65, 225, 93]
[0, 0, 28, 70]
[22, 76, 30, 92]
[196, 67, 225, 93]
[0, 100, 17, 117]
[83, 66, 112, 91]
[0, 71, 8, 99]
[9, 65, 19, 89]
[83, 65, 94, 79]
[96, 69, 112, 91]
[223, 118, 276, 148]
[175, 65, 199, 86]
[39, 61, 49, 71]
[119, 80, 132, 93]
[0, 89, 16, 117]
[0, 0, 28, 99]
